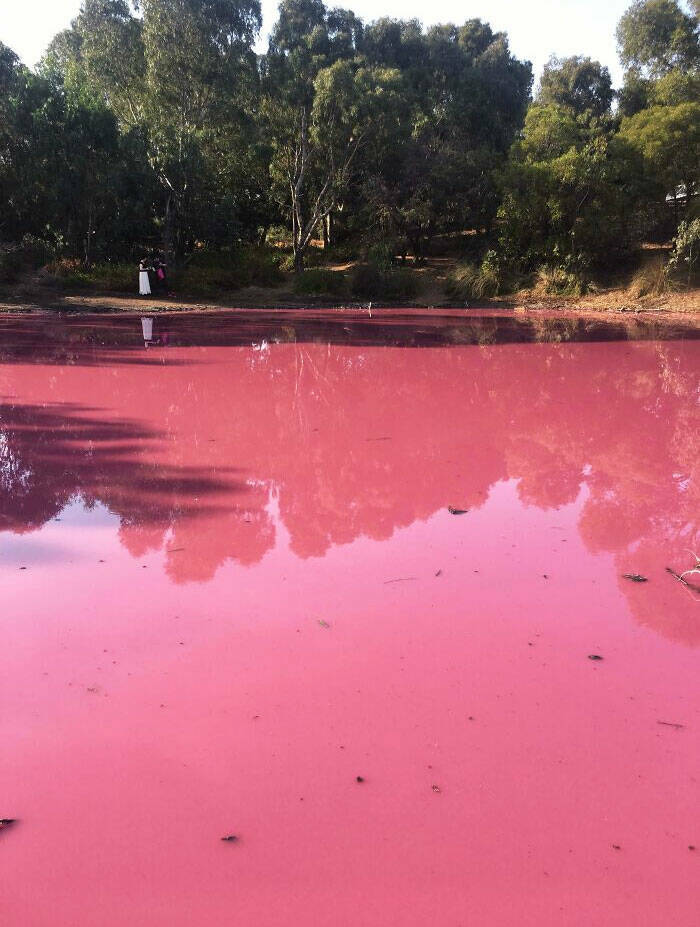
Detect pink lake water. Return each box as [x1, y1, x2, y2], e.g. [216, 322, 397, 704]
[0, 312, 699, 926]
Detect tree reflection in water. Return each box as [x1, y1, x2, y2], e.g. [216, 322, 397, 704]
[0, 317, 697, 642]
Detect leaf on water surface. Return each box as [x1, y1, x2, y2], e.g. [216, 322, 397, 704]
[317, 619, 331, 629]
[448, 506, 468, 515]
[623, 573, 648, 582]
[588, 654, 604, 661]
[435, 569, 442, 577]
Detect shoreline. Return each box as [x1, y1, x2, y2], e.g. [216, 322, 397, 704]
[0, 290, 698, 329]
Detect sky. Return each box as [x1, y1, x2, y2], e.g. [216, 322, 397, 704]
[2, 0, 640, 86]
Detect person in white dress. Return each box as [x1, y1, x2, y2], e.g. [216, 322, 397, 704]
[139, 259, 151, 296]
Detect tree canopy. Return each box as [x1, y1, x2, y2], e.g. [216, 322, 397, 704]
[0, 0, 698, 280]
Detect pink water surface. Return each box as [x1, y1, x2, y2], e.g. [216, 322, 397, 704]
[0, 316, 698, 926]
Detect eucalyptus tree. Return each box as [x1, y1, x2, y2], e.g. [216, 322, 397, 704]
[263, 0, 403, 270]
[616, 0, 699, 116]
[619, 102, 700, 200]
[538, 56, 614, 123]
[358, 19, 532, 260]
[67, 0, 262, 258]
[617, 0, 699, 77]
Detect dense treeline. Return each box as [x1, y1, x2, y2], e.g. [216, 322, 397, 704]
[0, 0, 698, 290]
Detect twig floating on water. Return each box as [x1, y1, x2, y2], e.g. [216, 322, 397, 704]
[623, 573, 648, 583]
[383, 577, 417, 584]
[221, 835, 238, 842]
[657, 720, 685, 729]
[435, 569, 442, 577]
[448, 506, 469, 515]
[666, 567, 687, 585]
[588, 654, 604, 661]
[365, 436, 391, 442]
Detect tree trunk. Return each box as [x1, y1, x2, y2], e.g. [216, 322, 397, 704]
[84, 201, 93, 266]
[163, 192, 176, 264]
[322, 213, 332, 249]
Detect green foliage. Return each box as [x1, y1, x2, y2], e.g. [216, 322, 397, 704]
[619, 103, 700, 194]
[357, 19, 533, 262]
[2, 0, 699, 291]
[538, 56, 614, 120]
[365, 241, 395, 271]
[44, 247, 283, 294]
[349, 264, 419, 300]
[520, 104, 582, 161]
[617, 0, 699, 77]
[47, 259, 134, 291]
[668, 218, 700, 280]
[0, 237, 53, 283]
[293, 268, 347, 296]
[446, 251, 509, 300]
[535, 266, 590, 297]
[497, 135, 654, 272]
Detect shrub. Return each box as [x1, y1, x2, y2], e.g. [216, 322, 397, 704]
[446, 251, 508, 300]
[534, 265, 590, 297]
[43, 246, 285, 295]
[627, 256, 668, 298]
[349, 264, 419, 300]
[293, 268, 347, 296]
[668, 218, 700, 284]
[0, 236, 54, 283]
[183, 246, 284, 289]
[366, 241, 395, 271]
[46, 259, 136, 292]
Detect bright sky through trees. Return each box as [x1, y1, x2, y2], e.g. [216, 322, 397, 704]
[2, 0, 660, 83]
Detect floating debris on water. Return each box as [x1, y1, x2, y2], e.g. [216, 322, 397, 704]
[221, 835, 238, 842]
[317, 619, 331, 629]
[431, 784, 441, 793]
[623, 573, 647, 583]
[448, 506, 468, 515]
[588, 654, 604, 661]
[356, 776, 365, 783]
[657, 720, 685, 730]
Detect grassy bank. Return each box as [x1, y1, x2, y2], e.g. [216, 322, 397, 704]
[1, 241, 698, 316]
